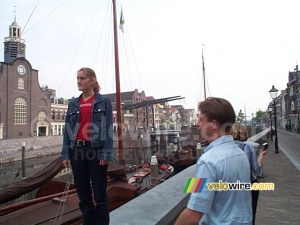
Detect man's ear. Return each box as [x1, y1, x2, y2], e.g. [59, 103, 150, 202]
[211, 120, 219, 130]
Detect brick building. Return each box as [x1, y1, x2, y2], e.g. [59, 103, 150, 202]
[284, 66, 300, 130]
[0, 17, 52, 139]
[268, 65, 300, 132]
[106, 89, 148, 131]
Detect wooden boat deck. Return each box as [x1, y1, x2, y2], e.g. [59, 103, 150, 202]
[0, 194, 81, 225]
[0, 181, 142, 225]
[0, 163, 173, 225]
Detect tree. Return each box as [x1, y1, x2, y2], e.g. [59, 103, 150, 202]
[159, 115, 165, 124]
[236, 109, 245, 123]
[253, 110, 265, 124]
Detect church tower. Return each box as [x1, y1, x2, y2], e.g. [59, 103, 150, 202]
[4, 13, 26, 63]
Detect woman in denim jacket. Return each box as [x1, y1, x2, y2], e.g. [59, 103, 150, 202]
[61, 67, 113, 225]
[230, 123, 268, 225]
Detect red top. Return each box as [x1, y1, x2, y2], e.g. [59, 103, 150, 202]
[76, 94, 95, 141]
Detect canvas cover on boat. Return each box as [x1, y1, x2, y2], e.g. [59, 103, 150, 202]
[0, 157, 64, 204]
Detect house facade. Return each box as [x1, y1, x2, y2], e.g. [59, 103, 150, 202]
[106, 89, 147, 132]
[270, 65, 300, 132]
[284, 66, 300, 131]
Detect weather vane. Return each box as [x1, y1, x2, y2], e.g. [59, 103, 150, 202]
[13, 6, 17, 21]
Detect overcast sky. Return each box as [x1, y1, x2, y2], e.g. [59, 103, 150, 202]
[1, 0, 300, 118]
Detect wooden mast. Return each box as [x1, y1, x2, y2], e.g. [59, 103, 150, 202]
[202, 46, 207, 99]
[112, 0, 123, 163]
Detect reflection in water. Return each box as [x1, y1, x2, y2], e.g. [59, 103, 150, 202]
[0, 153, 60, 189]
[0, 147, 154, 190]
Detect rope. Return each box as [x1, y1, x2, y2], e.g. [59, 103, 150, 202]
[57, 0, 104, 95]
[23, 0, 70, 35]
[52, 171, 73, 225]
[118, 4, 143, 92]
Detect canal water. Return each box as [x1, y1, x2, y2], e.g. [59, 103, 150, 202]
[0, 146, 156, 190]
[0, 135, 185, 207]
[0, 153, 60, 190]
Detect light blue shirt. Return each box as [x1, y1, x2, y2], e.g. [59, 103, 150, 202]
[234, 140, 262, 181]
[187, 135, 252, 225]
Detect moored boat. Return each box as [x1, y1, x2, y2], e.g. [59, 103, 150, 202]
[0, 162, 143, 225]
[0, 158, 174, 225]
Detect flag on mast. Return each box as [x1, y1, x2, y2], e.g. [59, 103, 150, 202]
[119, 7, 125, 33]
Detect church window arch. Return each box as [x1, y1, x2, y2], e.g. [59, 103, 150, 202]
[14, 97, 27, 124]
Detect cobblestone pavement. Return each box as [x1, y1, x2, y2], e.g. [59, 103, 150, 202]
[255, 133, 300, 225]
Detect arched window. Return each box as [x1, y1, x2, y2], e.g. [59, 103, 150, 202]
[14, 97, 27, 124]
[38, 111, 46, 123]
[18, 78, 24, 89]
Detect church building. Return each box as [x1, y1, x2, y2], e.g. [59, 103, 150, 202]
[0, 16, 52, 139]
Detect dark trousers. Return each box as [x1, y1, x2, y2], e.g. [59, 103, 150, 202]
[251, 183, 260, 225]
[70, 146, 109, 225]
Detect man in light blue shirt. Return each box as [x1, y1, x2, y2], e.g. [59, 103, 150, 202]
[175, 97, 252, 225]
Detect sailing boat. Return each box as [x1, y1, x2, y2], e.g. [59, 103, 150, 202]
[162, 45, 209, 172]
[198, 45, 209, 148]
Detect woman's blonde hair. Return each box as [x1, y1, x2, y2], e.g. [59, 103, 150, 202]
[230, 123, 249, 141]
[77, 67, 101, 93]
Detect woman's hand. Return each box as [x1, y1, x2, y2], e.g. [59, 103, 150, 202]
[99, 160, 108, 166]
[261, 148, 268, 155]
[63, 160, 71, 168]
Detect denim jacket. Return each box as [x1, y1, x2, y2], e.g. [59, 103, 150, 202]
[234, 140, 262, 181]
[61, 93, 113, 161]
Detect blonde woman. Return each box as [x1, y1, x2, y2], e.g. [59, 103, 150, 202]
[230, 123, 268, 225]
[61, 67, 113, 225]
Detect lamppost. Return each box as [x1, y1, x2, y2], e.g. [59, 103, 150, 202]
[268, 105, 273, 141]
[297, 114, 300, 133]
[269, 85, 279, 153]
